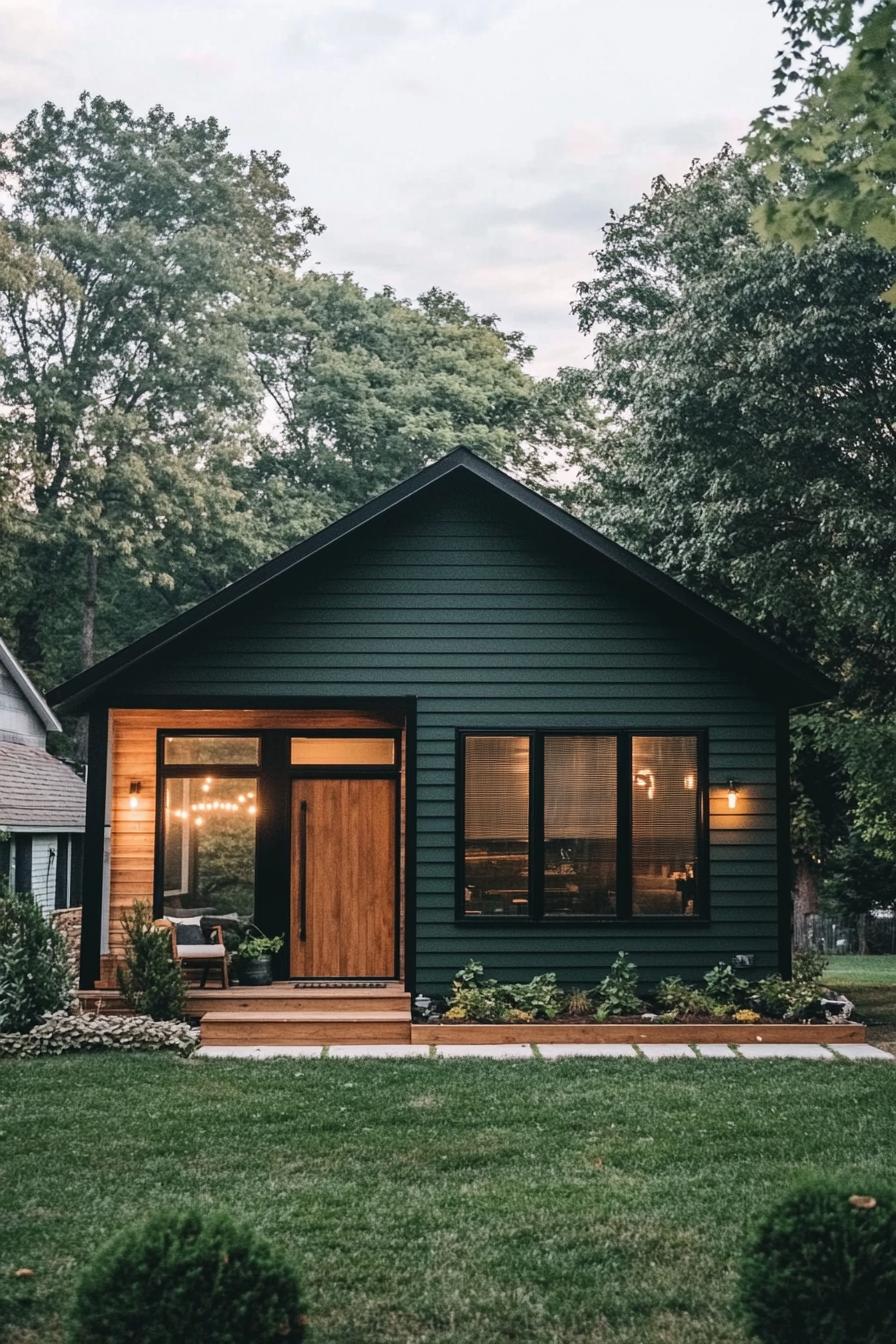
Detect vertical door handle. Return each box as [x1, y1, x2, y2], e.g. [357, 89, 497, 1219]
[299, 800, 308, 942]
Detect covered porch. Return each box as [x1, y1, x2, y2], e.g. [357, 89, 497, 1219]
[85, 704, 414, 1007]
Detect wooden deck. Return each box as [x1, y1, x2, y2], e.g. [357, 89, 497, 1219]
[80, 982, 414, 1044]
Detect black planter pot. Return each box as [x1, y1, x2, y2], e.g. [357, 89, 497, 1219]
[238, 955, 273, 987]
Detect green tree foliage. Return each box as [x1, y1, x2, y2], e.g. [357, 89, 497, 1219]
[748, 2, 896, 286]
[70, 1208, 306, 1343]
[572, 149, 896, 900]
[0, 879, 71, 1032]
[248, 272, 596, 528]
[0, 93, 320, 699]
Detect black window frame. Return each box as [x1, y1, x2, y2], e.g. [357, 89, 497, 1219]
[455, 728, 709, 925]
[153, 729, 264, 919]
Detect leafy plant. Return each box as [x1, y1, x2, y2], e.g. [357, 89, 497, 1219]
[501, 973, 564, 1020]
[738, 1182, 896, 1343]
[656, 976, 713, 1018]
[117, 902, 186, 1021]
[593, 952, 642, 1020]
[234, 932, 284, 962]
[703, 963, 749, 1007]
[444, 963, 564, 1023]
[0, 880, 71, 1033]
[793, 948, 828, 984]
[0, 1010, 198, 1057]
[445, 984, 509, 1024]
[735, 1009, 761, 1024]
[751, 973, 823, 1022]
[70, 1208, 307, 1343]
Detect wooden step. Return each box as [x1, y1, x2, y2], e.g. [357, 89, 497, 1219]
[200, 1011, 412, 1045]
[80, 986, 412, 1018]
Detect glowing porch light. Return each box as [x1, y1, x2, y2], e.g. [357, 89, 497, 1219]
[727, 779, 739, 810]
[128, 780, 142, 810]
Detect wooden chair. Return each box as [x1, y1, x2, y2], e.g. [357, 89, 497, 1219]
[155, 918, 230, 989]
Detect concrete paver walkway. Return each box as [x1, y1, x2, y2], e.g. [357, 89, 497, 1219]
[196, 1042, 895, 1061]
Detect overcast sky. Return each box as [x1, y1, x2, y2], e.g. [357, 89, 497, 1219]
[1, 0, 782, 375]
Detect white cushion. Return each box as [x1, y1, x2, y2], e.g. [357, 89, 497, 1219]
[177, 944, 226, 960]
[168, 915, 203, 926]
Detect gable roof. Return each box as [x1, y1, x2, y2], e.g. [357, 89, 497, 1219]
[0, 636, 62, 734]
[0, 739, 86, 832]
[48, 448, 836, 713]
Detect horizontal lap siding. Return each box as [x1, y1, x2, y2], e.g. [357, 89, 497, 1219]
[120, 479, 781, 994]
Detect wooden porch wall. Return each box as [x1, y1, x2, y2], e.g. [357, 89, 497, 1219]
[105, 707, 401, 970]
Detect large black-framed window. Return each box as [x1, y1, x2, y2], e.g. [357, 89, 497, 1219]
[156, 730, 262, 923]
[457, 729, 708, 922]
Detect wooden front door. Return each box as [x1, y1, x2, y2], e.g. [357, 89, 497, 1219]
[290, 778, 397, 978]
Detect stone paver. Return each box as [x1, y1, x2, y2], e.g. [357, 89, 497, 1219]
[639, 1044, 696, 1060]
[538, 1044, 638, 1059]
[738, 1043, 834, 1061]
[195, 1045, 324, 1059]
[435, 1044, 534, 1059]
[694, 1044, 738, 1059]
[828, 1043, 896, 1062]
[327, 1045, 431, 1058]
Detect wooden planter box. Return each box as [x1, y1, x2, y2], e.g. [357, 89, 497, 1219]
[411, 1021, 866, 1045]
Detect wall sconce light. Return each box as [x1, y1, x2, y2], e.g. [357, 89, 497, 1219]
[129, 780, 142, 810]
[635, 768, 655, 800]
[683, 772, 695, 791]
[726, 779, 739, 810]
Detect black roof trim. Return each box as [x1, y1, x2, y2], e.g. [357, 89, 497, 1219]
[49, 447, 836, 713]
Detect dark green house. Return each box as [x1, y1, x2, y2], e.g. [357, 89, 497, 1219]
[50, 449, 833, 998]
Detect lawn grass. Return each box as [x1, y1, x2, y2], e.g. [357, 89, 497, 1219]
[825, 954, 896, 1050]
[824, 954, 896, 988]
[3, 1055, 896, 1344]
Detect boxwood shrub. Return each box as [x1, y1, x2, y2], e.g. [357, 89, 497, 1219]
[70, 1209, 307, 1343]
[739, 1182, 896, 1343]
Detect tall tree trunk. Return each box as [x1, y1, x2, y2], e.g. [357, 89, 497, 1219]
[74, 548, 98, 761]
[792, 854, 819, 949]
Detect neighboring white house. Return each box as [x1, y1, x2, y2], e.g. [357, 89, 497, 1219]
[0, 637, 86, 913]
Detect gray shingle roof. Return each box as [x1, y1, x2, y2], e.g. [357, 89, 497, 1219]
[0, 741, 86, 830]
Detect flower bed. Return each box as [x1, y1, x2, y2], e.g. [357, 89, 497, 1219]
[419, 953, 865, 1044]
[412, 1021, 866, 1044]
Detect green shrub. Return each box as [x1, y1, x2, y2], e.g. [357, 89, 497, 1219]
[751, 970, 824, 1021]
[0, 1010, 198, 1057]
[655, 975, 713, 1018]
[0, 879, 71, 1032]
[70, 1208, 306, 1343]
[703, 962, 748, 1006]
[117, 902, 185, 1020]
[444, 963, 564, 1022]
[793, 948, 828, 983]
[593, 951, 641, 1020]
[738, 1183, 896, 1343]
[502, 972, 564, 1020]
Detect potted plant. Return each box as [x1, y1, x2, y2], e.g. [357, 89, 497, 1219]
[232, 931, 284, 987]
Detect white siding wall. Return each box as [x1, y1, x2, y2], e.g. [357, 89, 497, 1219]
[0, 665, 46, 746]
[29, 835, 59, 915]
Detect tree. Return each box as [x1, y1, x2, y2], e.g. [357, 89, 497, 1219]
[248, 272, 596, 528]
[0, 93, 321, 710]
[572, 149, 896, 911]
[748, 1, 896, 289]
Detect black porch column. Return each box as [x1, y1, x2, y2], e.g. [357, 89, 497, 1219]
[79, 707, 109, 989]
